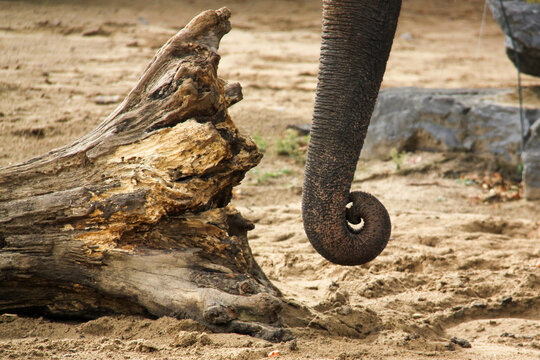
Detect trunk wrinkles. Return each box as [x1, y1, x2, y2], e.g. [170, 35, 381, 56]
[302, 0, 402, 265]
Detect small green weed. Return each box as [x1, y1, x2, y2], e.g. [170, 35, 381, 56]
[455, 178, 476, 186]
[390, 148, 406, 171]
[250, 168, 294, 184]
[276, 129, 310, 163]
[517, 162, 523, 179]
[252, 135, 269, 153]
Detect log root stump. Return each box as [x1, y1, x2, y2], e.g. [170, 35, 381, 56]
[0, 8, 291, 342]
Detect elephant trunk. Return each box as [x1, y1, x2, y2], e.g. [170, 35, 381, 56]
[302, 0, 401, 265]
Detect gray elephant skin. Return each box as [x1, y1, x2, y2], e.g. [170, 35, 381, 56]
[302, 0, 401, 266]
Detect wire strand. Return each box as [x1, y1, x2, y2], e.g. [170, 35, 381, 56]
[476, 0, 489, 60]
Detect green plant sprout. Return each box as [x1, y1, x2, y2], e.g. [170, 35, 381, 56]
[390, 148, 406, 171]
[249, 168, 294, 184]
[252, 135, 269, 154]
[276, 129, 310, 164]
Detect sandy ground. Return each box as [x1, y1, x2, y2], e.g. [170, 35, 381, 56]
[1, 0, 539, 359]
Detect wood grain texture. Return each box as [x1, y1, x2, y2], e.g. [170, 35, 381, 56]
[0, 8, 290, 342]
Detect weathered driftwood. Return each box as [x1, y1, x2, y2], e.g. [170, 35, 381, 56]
[0, 8, 291, 342]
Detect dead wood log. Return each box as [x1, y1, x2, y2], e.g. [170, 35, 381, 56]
[0, 8, 291, 342]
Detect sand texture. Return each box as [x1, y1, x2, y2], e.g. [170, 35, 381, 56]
[0, 0, 539, 359]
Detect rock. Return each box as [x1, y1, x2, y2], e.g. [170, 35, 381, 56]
[288, 339, 299, 351]
[0, 313, 18, 323]
[476, 326, 486, 332]
[82, 27, 111, 37]
[174, 331, 199, 348]
[134, 341, 159, 353]
[93, 95, 121, 105]
[500, 296, 513, 306]
[450, 337, 472, 348]
[363, 87, 540, 199]
[404, 333, 419, 341]
[471, 300, 487, 308]
[522, 119, 540, 199]
[400, 32, 414, 41]
[487, 0, 540, 77]
[337, 305, 352, 316]
[363, 87, 535, 164]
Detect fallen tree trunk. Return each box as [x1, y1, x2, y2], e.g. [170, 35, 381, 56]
[0, 8, 291, 342]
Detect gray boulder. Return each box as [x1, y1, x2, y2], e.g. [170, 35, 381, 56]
[487, 0, 540, 77]
[362, 87, 540, 199]
[523, 120, 540, 199]
[363, 87, 532, 163]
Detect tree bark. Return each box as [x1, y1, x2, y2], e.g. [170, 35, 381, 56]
[0, 8, 290, 342]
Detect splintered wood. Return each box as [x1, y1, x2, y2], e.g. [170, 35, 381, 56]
[0, 8, 290, 342]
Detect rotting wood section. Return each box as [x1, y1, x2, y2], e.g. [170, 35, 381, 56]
[0, 8, 291, 342]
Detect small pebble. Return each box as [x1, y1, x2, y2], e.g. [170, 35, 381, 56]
[453, 307, 466, 318]
[288, 339, 298, 351]
[337, 305, 352, 316]
[0, 314, 18, 323]
[500, 296, 512, 306]
[138, 16, 148, 25]
[475, 326, 485, 332]
[471, 300, 486, 308]
[404, 333, 418, 341]
[134, 341, 158, 353]
[94, 95, 121, 105]
[412, 313, 423, 319]
[450, 337, 471, 348]
[400, 32, 414, 41]
[82, 27, 110, 37]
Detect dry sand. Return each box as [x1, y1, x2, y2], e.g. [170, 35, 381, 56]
[0, 0, 539, 359]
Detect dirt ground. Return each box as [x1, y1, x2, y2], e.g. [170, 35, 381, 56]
[1, 0, 539, 359]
